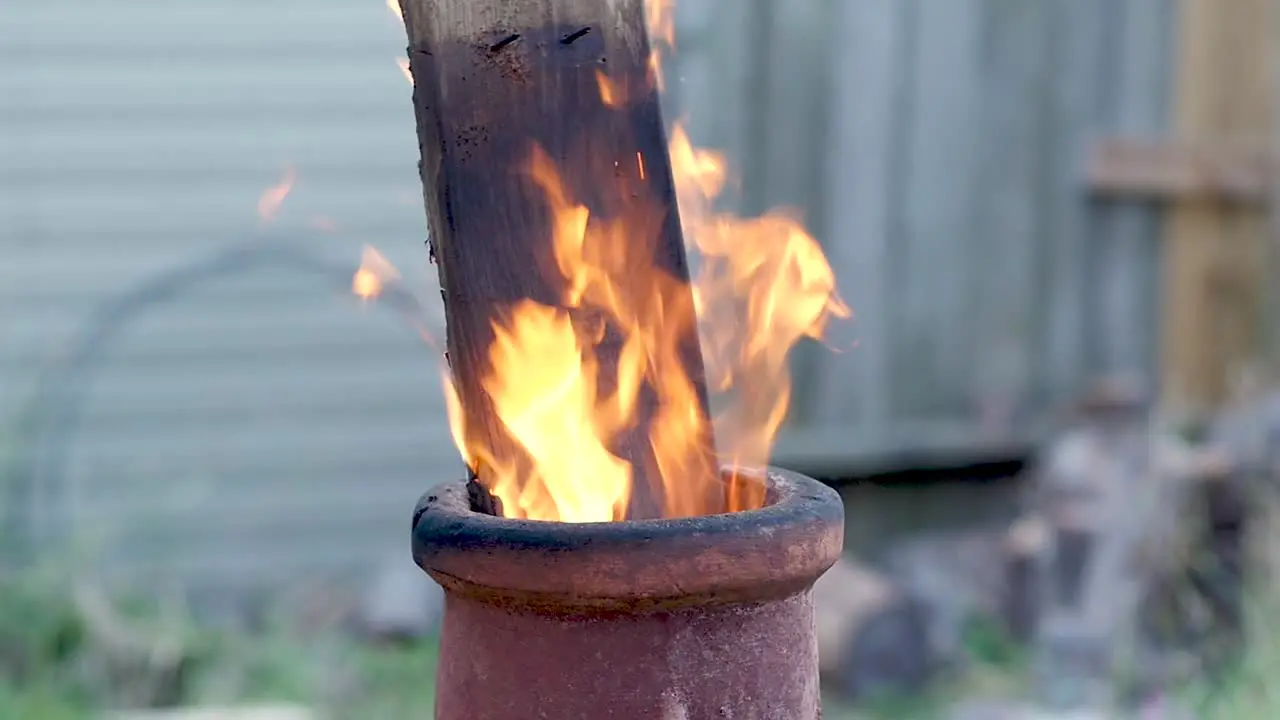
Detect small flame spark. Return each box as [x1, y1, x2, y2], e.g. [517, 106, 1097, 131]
[385, 0, 413, 85]
[349, 245, 462, 479]
[309, 216, 338, 232]
[257, 166, 295, 223]
[596, 70, 623, 108]
[353, 245, 400, 301]
[397, 57, 414, 86]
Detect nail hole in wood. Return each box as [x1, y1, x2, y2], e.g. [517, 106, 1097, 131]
[489, 33, 521, 52]
[560, 27, 591, 45]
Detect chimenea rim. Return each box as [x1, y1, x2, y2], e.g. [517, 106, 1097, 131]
[411, 466, 844, 612]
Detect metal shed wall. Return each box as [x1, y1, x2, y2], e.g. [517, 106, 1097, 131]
[669, 0, 1176, 471]
[0, 0, 1177, 597]
[1, 0, 456, 601]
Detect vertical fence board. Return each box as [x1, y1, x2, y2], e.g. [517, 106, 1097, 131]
[3, 0, 1189, 577]
[677, 0, 755, 213]
[753, 0, 828, 215]
[1090, 0, 1175, 385]
[813, 0, 913, 431]
[967, 0, 1054, 430]
[1037, 0, 1110, 405]
[1162, 0, 1272, 416]
[891, 0, 983, 417]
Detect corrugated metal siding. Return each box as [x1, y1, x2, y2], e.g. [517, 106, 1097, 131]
[1, 0, 1179, 593]
[1, 1, 458, 594]
[669, 0, 1177, 469]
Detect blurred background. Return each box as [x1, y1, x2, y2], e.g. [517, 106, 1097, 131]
[3, 0, 1280, 717]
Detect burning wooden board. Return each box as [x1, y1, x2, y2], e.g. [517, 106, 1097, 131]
[384, 2, 852, 718]
[397, 0, 719, 522]
[372, 0, 846, 526]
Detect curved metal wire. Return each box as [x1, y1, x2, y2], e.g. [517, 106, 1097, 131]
[2, 237, 433, 564]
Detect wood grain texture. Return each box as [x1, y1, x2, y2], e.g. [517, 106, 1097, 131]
[1090, 0, 1174, 390]
[815, 0, 908, 429]
[968, 0, 1054, 430]
[1040, 0, 1109, 414]
[398, 0, 719, 518]
[1269, 0, 1280, 368]
[1088, 138, 1270, 203]
[1162, 0, 1272, 417]
[893, 0, 983, 418]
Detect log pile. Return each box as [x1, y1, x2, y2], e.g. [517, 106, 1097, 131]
[1017, 380, 1248, 709]
[813, 557, 932, 700]
[816, 379, 1252, 709]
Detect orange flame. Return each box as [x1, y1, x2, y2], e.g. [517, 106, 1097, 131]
[595, 71, 624, 108]
[353, 244, 399, 301]
[647, 0, 677, 50]
[646, 0, 676, 93]
[483, 301, 635, 522]
[397, 58, 414, 86]
[438, 134, 844, 520]
[670, 127, 850, 472]
[385, 0, 413, 85]
[257, 166, 295, 223]
[368, 0, 848, 522]
[350, 246, 472, 493]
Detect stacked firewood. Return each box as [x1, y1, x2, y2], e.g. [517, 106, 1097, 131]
[1020, 380, 1246, 709]
[815, 379, 1252, 710]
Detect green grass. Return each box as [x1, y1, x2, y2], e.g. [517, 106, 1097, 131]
[1176, 593, 1280, 719]
[2, 566, 1280, 719]
[0, 567, 441, 719]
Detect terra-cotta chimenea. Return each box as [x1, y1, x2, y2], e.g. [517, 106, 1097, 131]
[412, 467, 844, 719]
[388, 0, 850, 715]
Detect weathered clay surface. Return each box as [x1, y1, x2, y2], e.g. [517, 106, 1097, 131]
[436, 592, 819, 719]
[413, 467, 844, 719]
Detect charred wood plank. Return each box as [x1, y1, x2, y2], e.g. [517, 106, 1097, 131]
[398, 0, 719, 519]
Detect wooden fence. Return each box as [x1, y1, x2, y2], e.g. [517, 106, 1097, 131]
[7, 0, 1254, 600]
[671, 0, 1180, 470]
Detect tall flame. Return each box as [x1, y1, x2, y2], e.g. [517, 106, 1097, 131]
[363, 0, 848, 522]
[483, 301, 635, 522]
[645, 0, 677, 93]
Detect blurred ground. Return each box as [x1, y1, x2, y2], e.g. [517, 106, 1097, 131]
[2, 452, 1272, 720]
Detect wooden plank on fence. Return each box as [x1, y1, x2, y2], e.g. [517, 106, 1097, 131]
[893, 0, 983, 417]
[693, 0, 753, 212]
[1040, 0, 1111, 411]
[1162, 0, 1272, 418]
[814, 0, 911, 429]
[1269, 0, 1280, 368]
[1090, 0, 1175, 387]
[753, 0, 830, 421]
[967, 0, 1055, 435]
[1088, 138, 1271, 203]
[754, 0, 825, 216]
